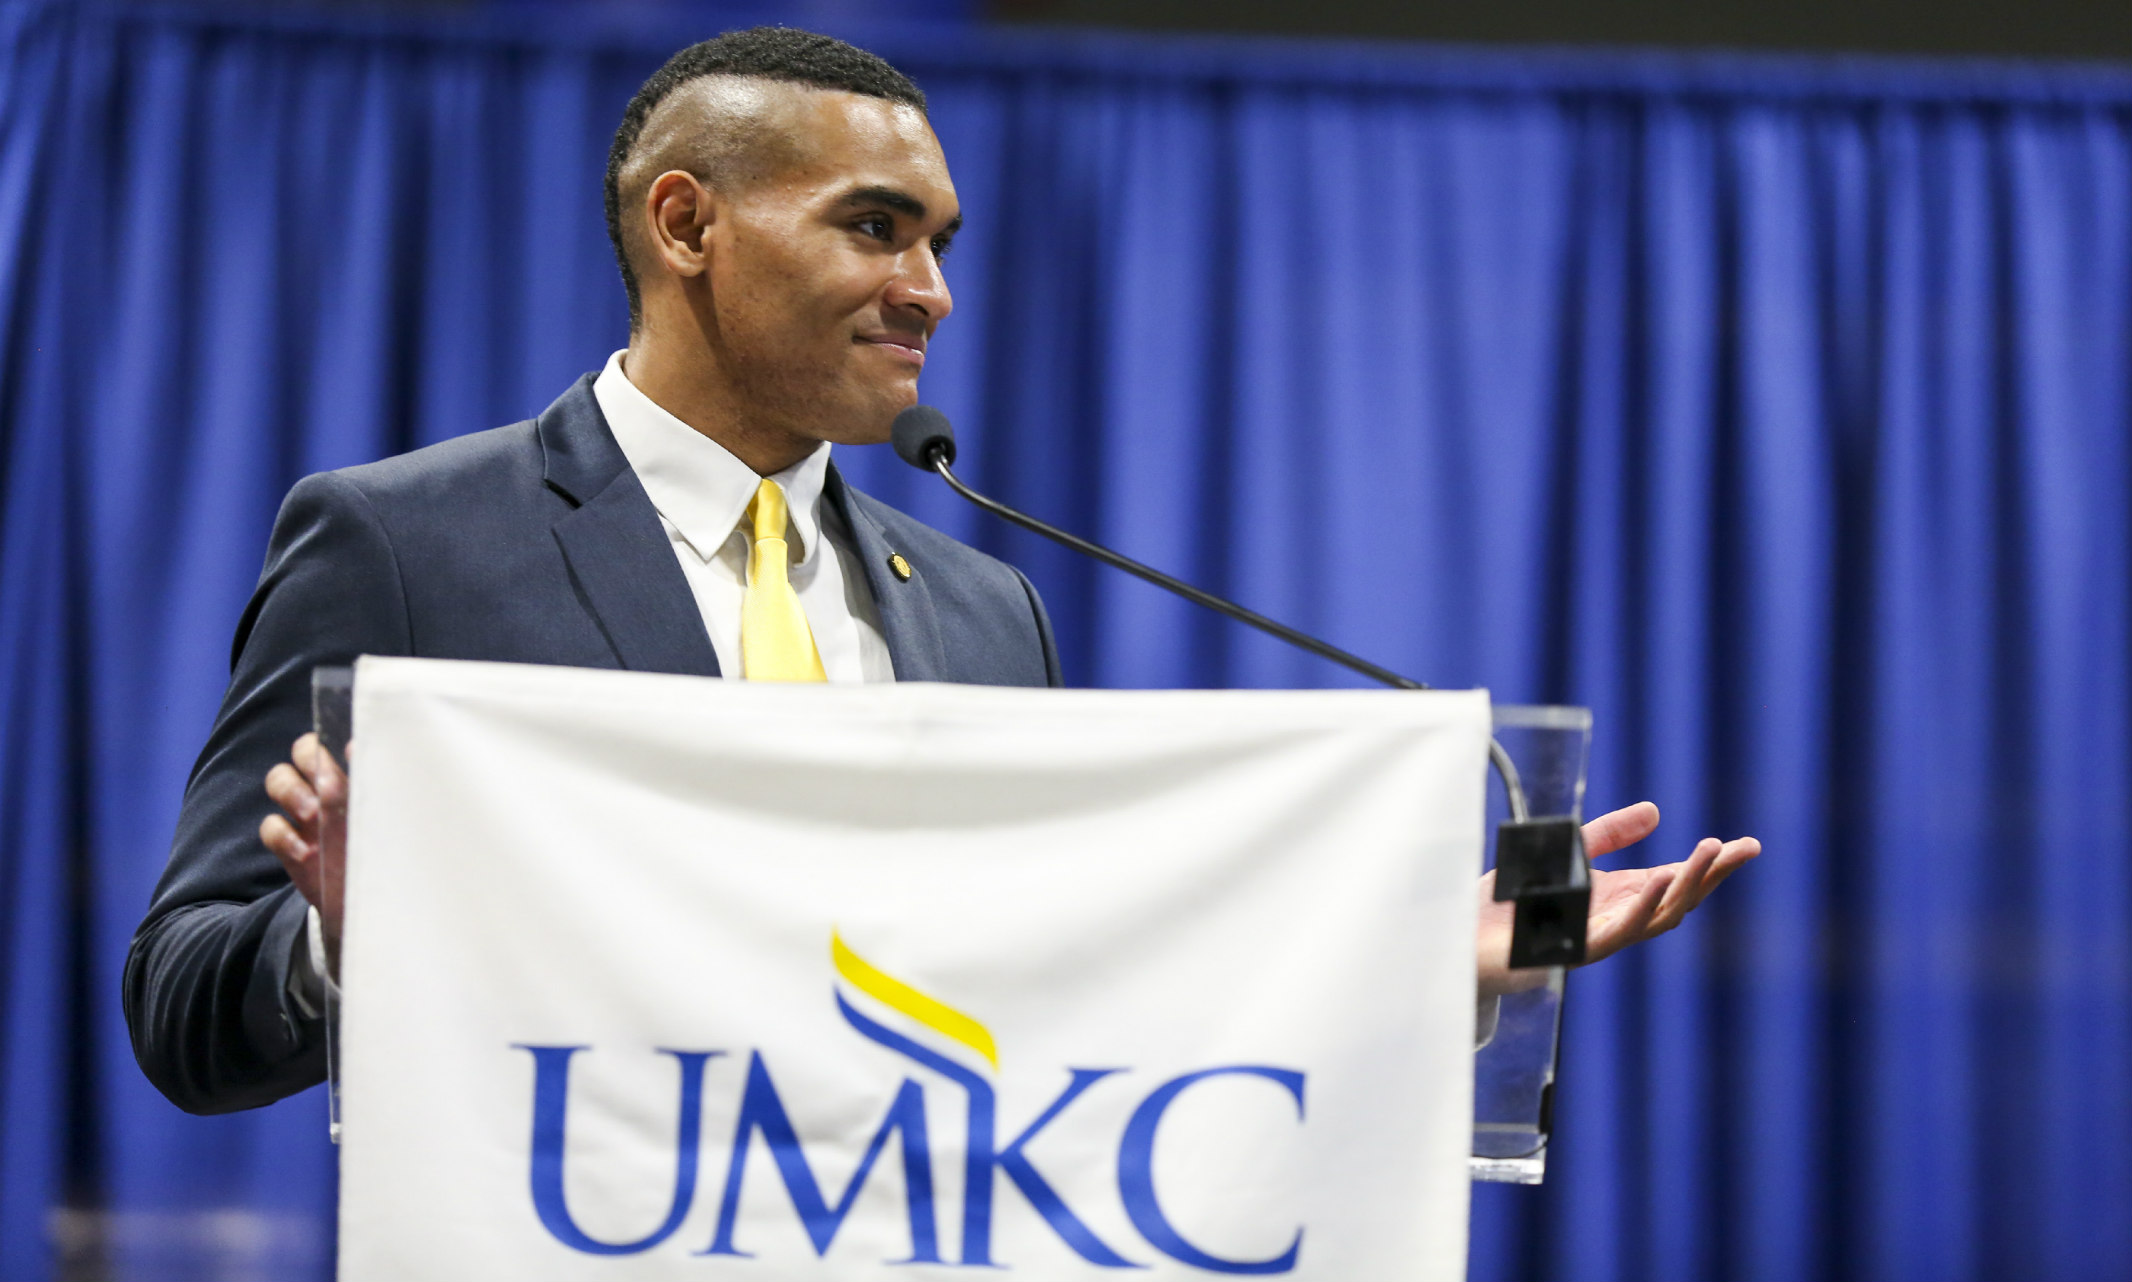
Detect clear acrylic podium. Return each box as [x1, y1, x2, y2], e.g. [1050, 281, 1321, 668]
[312, 668, 1589, 1184]
[1471, 705, 1591, 1184]
[312, 665, 353, 1144]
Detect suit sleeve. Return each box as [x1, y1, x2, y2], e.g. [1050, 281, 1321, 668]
[123, 472, 412, 1114]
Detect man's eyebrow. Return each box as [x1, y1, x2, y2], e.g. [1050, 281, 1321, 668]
[837, 185, 962, 237]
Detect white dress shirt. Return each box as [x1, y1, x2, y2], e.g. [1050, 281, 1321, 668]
[592, 350, 894, 684]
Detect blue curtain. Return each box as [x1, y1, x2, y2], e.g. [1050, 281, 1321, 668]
[3, 1, 2129, 1277]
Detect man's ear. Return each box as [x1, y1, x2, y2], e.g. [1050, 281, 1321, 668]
[645, 170, 717, 280]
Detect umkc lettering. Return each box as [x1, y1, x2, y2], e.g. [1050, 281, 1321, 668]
[516, 935, 1307, 1274]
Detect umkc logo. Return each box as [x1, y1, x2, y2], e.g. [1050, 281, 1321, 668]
[515, 932, 1306, 1273]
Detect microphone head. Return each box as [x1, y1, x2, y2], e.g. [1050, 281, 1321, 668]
[891, 405, 956, 470]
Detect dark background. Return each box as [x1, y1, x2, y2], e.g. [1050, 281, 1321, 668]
[309, 0, 2132, 61]
[991, 0, 2132, 61]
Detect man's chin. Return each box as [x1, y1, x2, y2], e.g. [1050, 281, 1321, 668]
[823, 388, 918, 447]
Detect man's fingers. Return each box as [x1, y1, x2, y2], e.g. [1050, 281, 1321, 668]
[1642, 835, 1763, 935]
[293, 733, 348, 806]
[1648, 838, 1722, 932]
[263, 734, 350, 923]
[1590, 868, 1674, 961]
[1571, 831, 1761, 969]
[263, 761, 318, 824]
[1582, 801, 1661, 861]
[257, 812, 311, 863]
[290, 734, 320, 779]
[258, 813, 322, 906]
[1666, 836, 1760, 917]
[1687, 837, 1761, 906]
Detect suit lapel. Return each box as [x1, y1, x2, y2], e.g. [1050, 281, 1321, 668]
[539, 376, 722, 678]
[828, 465, 947, 682]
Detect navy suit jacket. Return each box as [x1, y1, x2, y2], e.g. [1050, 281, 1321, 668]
[124, 376, 1060, 1114]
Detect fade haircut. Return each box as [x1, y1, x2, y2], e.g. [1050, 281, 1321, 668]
[604, 27, 929, 331]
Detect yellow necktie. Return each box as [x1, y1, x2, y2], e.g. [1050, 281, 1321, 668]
[740, 478, 827, 682]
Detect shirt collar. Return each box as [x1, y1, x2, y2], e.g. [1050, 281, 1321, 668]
[592, 350, 832, 565]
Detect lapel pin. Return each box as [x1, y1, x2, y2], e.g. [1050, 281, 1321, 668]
[887, 553, 912, 582]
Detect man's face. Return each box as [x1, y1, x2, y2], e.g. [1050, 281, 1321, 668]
[700, 89, 959, 446]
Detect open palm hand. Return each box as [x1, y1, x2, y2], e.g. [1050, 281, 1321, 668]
[1477, 801, 1760, 999]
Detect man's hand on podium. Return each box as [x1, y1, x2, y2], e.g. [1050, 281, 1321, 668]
[260, 732, 347, 973]
[1476, 801, 1760, 999]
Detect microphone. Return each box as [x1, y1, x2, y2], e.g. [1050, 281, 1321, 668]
[891, 405, 1588, 967]
[891, 405, 958, 471]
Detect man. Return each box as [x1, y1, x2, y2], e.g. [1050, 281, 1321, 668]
[125, 28, 1756, 1116]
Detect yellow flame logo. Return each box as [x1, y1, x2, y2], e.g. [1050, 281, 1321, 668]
[831, 931, 999, 1071]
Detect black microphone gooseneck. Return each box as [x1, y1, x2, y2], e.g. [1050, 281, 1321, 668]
[892, 408, 1426, 695]
[888, 406, 1532, 826]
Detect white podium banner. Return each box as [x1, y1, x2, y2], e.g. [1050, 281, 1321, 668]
[338, 657, 1490, 1280]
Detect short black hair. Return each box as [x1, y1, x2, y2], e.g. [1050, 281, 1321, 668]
[604, 27, 929, 330]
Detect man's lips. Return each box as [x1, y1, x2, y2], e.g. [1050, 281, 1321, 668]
[857, 333, 926, 367]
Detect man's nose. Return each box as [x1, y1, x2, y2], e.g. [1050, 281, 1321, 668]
[886, 245, 953, 323]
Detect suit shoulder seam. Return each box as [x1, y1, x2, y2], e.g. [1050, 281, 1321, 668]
[308, 470, 418, 654]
